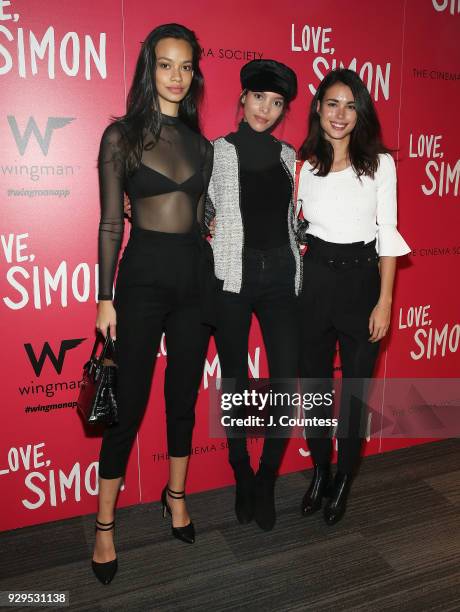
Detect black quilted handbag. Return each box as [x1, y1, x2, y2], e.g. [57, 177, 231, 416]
[77, 335, 118, 425]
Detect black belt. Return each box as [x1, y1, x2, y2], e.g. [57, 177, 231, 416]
[305, 235, 379, 270]
[306, 251, 379, 270]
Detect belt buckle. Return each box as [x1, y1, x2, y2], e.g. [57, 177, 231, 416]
[330, 257, 354, 270]
[327, 257, 341, 270]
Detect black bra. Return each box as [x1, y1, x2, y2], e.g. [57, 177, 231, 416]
[126, 163, 203, 199]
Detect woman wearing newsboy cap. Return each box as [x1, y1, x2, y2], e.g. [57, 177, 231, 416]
[206, 59, 302, 532]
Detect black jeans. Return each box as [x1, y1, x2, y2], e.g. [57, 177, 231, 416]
[99, 228, 210, 479]
[214, 244, 299, 471]
[299, 235, 381, 474]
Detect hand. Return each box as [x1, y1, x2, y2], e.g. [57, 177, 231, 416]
[96, 301, 117, 340]
[123, 195, 131, 218]
[369, 301, 391, 343]
[209, 217, 216, 238]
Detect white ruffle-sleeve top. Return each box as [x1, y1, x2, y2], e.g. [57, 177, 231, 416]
[298, 153, 410, 256]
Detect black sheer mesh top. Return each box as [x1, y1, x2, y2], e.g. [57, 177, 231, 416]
[97, 114, 213, 300]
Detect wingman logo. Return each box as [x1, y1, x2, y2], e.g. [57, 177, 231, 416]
[24, 339, 85, 376]
[7, 116, 75, 156]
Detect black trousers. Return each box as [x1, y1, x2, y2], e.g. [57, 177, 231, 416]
[299, 235, 381, 474]
[214, 244, 299, 472]
[99, 228, 210, 479]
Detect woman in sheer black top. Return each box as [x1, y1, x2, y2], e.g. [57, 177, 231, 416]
[92, 24, 213, 585]
[98, 114, 213, 301]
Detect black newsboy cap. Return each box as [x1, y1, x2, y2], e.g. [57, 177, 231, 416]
[240, 59, 298, 102]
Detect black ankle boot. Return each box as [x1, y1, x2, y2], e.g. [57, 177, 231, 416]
[323, 472, 353, 526]
[231, 460, 255, 524]
[301, 464, 331, 516]
[254, 463, 277, 531]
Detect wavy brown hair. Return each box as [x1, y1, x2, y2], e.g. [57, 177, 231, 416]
[299, 69, 391, 178]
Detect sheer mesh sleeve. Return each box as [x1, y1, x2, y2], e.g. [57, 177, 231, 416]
[197, 138, 214, 236]
[97, 123, 126, 300]
[204, 179, 216, 234]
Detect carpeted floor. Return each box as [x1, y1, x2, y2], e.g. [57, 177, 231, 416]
[1, 439, 459, 611]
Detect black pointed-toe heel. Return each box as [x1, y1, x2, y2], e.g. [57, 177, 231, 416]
[161, 486, 195, 544]
[91, 519, 118, 585]
[301, 464, 331, 516]
[323, 472, 353, 526]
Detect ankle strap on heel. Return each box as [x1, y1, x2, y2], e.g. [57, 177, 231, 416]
[167, 487, 185, 499]
[95, 519, 115, 531]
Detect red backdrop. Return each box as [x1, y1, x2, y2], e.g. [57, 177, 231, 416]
[1, 0, 459, 531]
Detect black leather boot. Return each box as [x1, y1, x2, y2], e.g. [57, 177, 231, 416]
[254, 462, 277, 531]
[301, 464, 331, 516]
[231, 459, 255, 524]
[323, 472, 353, 525]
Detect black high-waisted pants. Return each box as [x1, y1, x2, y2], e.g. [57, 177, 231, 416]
[299, 235, 381, 474]
[98, 228, 210, 479]
[214, 244, 299, 472]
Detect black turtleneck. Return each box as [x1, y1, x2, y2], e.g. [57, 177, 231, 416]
[226, 121, 291, 250]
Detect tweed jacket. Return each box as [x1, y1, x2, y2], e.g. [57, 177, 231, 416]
[205, 136, 302, 295]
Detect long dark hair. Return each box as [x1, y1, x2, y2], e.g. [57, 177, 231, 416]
[116, 23, 204, 174]
[298, 69, 391, 178]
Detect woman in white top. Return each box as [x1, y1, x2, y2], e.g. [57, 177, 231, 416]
[297, 68, 410, 525]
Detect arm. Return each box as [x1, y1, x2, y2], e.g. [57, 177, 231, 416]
[294, 159, 309, 246]
[204, 189, 216, 237]
[197, 139, 214, 236]
[369, 256, 396, 342]
[369, 154, 410, 342]
[96, 123, 125, 338]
